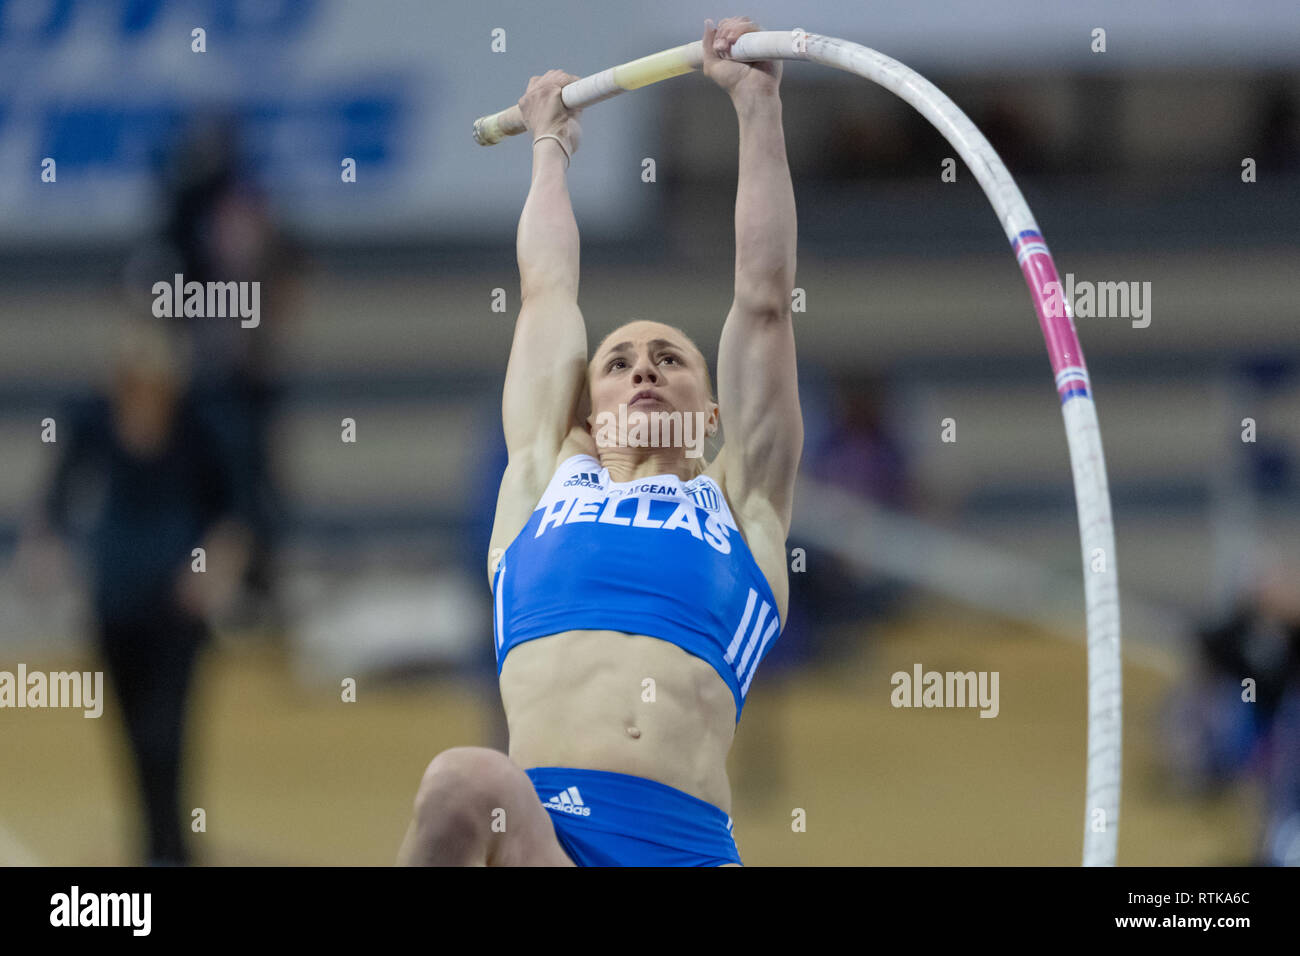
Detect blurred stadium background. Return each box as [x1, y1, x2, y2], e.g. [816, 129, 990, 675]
[1, 0, 1298, 865]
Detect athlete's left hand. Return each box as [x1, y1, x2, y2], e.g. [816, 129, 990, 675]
[702, 16, 781, 99]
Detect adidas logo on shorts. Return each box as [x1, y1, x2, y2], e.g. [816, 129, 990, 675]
[545, 786, 591, 816]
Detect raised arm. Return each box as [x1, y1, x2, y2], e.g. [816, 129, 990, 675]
[502, 71, 589, 484]
[703, 17, 803, 532]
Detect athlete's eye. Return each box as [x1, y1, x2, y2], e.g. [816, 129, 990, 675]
[607, 358, 627, 371]
[660, 354, 680, 365]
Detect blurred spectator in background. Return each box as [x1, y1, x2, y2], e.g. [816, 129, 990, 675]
[150, 114, 305, 635]
[972, 97, 1038, 175]
[790, 371, 912, 656]
[1160, 554, 1300, 865]
[23, 320, 250, 865]
[822, 107, 916, 180]
[1256, 80, 1300, 174]
[732, 370, 913, 803]
[809, 374, 910, 507]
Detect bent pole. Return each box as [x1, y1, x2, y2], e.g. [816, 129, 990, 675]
[473, 29, 1123, 867]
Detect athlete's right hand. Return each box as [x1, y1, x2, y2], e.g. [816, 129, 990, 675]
[518, 70, 582, 159]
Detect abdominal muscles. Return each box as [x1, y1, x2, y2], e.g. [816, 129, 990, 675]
[498, 630, 737, 813]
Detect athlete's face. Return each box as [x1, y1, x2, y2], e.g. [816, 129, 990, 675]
[587, 321, 718, 442]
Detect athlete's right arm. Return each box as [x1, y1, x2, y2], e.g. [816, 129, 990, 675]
[492, 72, 588, 577]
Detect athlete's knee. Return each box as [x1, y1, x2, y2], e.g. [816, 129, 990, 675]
[412, 747, 512, 837]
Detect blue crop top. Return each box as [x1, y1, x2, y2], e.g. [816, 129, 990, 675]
[492, 453, 783, 722]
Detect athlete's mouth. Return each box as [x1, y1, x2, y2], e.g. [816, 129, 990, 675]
[629, 390, 664, 407]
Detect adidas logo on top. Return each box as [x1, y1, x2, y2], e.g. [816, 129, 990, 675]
[562, 472, 603, 489]
[545, 786, 591, 816]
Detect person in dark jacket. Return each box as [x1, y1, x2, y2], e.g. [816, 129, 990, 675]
[1161, 557, 1300, 866]
[37, 321, 249, 865]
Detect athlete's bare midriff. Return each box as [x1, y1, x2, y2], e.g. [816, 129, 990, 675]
[488, 425, 789, 816]
[500, 629, 738, 812]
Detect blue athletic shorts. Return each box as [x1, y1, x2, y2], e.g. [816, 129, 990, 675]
[524, 766, 743, 866]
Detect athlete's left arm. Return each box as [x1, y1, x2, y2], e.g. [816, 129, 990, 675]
[708, 18, 803, 534]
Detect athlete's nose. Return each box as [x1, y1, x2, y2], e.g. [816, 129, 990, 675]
[631, 357, 658, 384]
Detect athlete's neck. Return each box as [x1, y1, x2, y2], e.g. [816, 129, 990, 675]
[598, 448, 702, 484]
